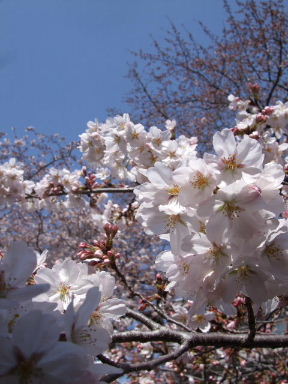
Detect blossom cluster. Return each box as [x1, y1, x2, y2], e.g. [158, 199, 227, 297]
[133, 96, 288, 321]
[1, 93, 288, 365]
[76, 94, 288, 326]
[0, 158, 34, 205]
[0, 241, 126, 383]
[79, 114, 198, 182]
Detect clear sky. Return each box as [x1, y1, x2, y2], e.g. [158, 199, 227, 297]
[0, 0, 229, 141]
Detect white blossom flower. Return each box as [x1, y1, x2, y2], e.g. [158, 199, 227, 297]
[35, 259, 94, 311]
[205, 128, 264, 184]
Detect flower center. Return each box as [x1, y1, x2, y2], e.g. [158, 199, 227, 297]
[168, 151, 177, 159]
[58, 283, 71, 303]
[168, 185, 181, 196]
[209, 243, 227, 262]
[221, 154, 244, 172]
[167, 214, 184, 231]
[218, 200, 243, 219]
[90, 310, 103, 325]
[191, 172, 210, 189]
[153, 137, 162, 146]
[182, 262, 190, 274]
[194, 314, 206, 323]
[265, 243, 283, 260]
[230, 265, 255, 279]
[13, 351, 43, 384]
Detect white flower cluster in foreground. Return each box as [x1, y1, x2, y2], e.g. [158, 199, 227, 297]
[0, 242, 126, 383]
[78, 95, 288, 322]
[148, 130, 287, 315]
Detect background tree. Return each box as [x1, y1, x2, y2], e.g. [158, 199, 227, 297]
[127, 0, 288, 147]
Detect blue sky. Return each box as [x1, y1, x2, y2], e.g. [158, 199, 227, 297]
[0, 0, 229, 141]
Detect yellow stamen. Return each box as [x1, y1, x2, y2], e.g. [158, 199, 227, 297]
[265, 243, 282, 259]
[218, 200, 243, 219]
[58, 283, 71, 302]
[222, 154, 244, 172]
[191, 171, 210, 189]
[168, 185, 181, 196]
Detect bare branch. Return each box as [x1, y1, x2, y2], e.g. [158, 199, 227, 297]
[25, 187, 135, 200]
[101, 341, 191, 382]
[112, 328, 288, 349]
[244, 297, 256, 344]
[126, 308, 160, 330]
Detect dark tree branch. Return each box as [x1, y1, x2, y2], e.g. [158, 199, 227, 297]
[111, 328, 288, 349]
[244, 297, 256, 344]
[25, 187, 135, 200]
[99, 327, 288, 382]
[101, 341, 191, 382]
[126, 308, 160, 330]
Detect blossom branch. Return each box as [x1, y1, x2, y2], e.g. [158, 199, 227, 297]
[111, 258, 193, 332]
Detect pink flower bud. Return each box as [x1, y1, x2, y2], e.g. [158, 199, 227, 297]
[156, 273, 163, 280]
[233, 296, 246, 307]
[256, 114, 268, 123]
[262, 106, 274, 116]
[248, 82, 261, 94]
[104, 223, 119, 238]
[79, 242, 89, 248]
[94, 250, 103, 257]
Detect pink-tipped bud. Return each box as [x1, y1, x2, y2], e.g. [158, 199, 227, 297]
[233, 296, 246, 307]
[248, 82, 261, 94]
[79, 242, 89, 248]
[231, 127, 240, 134]
[106, 250, 115, 258]
[139, 303, 148, 311]
[94, 250, 103, 257]
[87, 260, 100, 267]
[97, 241, 106, 250]
[262, 106, 274, 116]
[104, 223, 119, 238]
[256, 114, 268, 123]
[156, 273, 163, 280]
